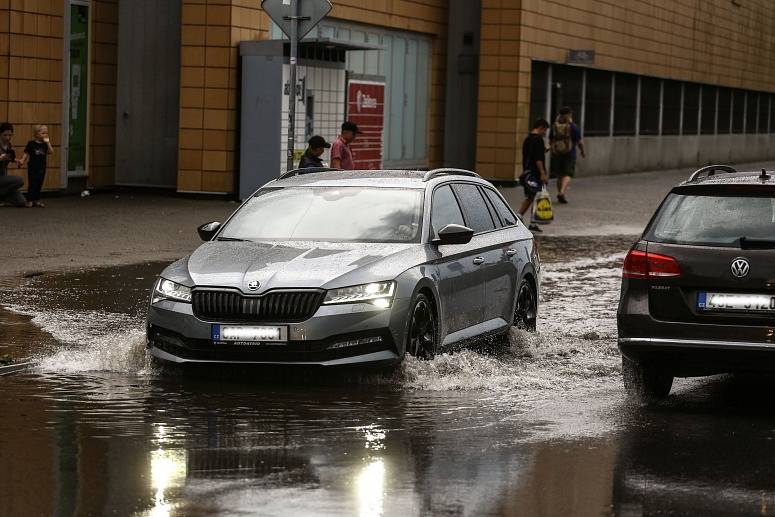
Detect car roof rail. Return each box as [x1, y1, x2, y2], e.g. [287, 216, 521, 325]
[278, 167, 342, 180]
[422, 168, 480, 182]
[687, 164, 738, 183]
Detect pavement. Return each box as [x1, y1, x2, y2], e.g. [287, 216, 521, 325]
[498, 160, 775, 236]
[2, 160, 773, 278]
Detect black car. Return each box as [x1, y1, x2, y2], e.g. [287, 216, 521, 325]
[618, 165, 775, 402]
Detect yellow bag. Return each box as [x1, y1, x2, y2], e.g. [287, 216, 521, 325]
[532, 186, 554, 224]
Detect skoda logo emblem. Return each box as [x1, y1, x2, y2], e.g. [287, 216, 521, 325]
[247, 280, 260, 291]
[731, 258, 750, 279]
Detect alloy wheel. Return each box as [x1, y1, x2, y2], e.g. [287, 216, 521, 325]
[407, 295, 438, 360]
[514, 281, 537, 331]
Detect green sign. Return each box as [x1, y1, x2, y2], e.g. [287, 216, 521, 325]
[68, 4, 88, 173]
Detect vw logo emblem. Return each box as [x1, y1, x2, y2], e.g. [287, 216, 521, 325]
[731, 258, 750, 279]
[247, 280, 260, 291]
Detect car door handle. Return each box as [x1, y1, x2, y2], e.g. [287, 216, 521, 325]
[473, 257, 485, 265]
[506, 249, 518, 256]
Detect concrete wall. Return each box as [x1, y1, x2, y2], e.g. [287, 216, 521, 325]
[576, 134, 775, 176]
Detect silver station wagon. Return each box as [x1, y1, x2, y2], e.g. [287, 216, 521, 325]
[146, 168, 541, 368]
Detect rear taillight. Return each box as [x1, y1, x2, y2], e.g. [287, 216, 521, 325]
[623, 249, 682, 279]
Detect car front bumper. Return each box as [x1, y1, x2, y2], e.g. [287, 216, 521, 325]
[147, 297, 410, 367]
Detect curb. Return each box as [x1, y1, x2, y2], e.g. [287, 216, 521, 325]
[0, 362, 33, 376]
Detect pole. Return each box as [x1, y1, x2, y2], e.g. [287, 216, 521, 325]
[286, 0, 299, 172]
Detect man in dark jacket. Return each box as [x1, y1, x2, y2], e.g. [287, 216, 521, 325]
[0, 122, 30, 208]
[298, 135, 331, 168]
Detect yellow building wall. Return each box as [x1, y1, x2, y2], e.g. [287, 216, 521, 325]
[477, 0, 775, 181]
[88, 0, 118, 188]
[177, 0, 447, 194]
[1, 0, 65, 191]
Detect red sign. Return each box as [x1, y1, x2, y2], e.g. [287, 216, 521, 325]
[347, 80, 385, 170]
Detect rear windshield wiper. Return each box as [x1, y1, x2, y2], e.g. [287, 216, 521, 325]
[740, 236, 775, 249]
[216, 237, 248, 242]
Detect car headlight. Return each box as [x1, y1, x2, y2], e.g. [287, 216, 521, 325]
[323, 281, 395, 307]
[153, 277, 192, 303]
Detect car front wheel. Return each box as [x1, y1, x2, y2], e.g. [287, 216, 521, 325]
[513, 279, 537, 332]
[406, 293, 439, 360]
[622, 356, 673, 403]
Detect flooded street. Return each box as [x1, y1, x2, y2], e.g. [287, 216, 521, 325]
[4, 236, 775, 516]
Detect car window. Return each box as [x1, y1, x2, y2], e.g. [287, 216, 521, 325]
[220, 187, 424, 243]
[480, 187, 503, 227]
[483, 188, 517, 226]
[645, 191, 775, 246]
[431, 184, 465, 232]
[451, 183, 496, 233]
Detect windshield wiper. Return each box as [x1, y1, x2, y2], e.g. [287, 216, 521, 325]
[740, 236, 775, 249]
[216, 237, 248, 242]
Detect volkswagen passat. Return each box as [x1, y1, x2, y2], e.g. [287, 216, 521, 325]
[618, 165, 775, 401]
[147, 168, 540, 368]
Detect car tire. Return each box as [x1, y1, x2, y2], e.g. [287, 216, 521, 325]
[513, 279, 537, 332]
[406, 293, 439, 360]
[621, 356, 673, 403]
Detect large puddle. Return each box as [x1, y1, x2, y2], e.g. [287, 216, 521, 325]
[6, 235, 775, 516]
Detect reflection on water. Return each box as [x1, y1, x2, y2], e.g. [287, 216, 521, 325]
[10, 237, 774, 515]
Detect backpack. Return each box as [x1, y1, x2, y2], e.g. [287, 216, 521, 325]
[551, 122, 572, 155]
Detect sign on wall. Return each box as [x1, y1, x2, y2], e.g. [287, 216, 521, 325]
[347, 79, 385, 170]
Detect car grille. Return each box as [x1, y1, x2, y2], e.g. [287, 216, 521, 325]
[192, 289, 324, 322]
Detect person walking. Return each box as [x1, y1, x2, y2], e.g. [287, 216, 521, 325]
[18, 124, 54, 207]
[518, 118, 550, 232]
[0, 122, 31, 208]
[330, 121, 361, 170]
[549, 106, 585, 204]
[298, 135, 331, 168]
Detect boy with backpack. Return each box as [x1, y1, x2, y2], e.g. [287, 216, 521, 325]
[549, 106, 585, 204]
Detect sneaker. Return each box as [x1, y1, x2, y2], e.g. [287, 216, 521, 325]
[528, 224, 543, 233]
[557, 194, 568, 204]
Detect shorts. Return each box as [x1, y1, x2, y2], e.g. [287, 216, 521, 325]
[550, 153, 576, 178]
[520, 173, 541, 198]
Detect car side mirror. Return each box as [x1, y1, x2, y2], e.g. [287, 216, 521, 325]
[197, 221, 221, 241]
[434, 224, 474, 245]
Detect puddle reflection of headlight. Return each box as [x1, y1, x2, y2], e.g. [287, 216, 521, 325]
[149, 425, 187, 517]
[357, 458, 385, 517]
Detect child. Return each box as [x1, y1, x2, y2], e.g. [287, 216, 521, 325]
[19, 124, 54, 207]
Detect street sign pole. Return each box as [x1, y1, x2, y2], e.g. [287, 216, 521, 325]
[286, 0, 299, 172]
[261, 0, 332, 172]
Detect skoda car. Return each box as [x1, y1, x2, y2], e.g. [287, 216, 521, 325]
[618, 165, 775, 401]
[146, 168, 540, 368]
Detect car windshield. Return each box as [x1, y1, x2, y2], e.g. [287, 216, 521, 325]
[219, 187, 424, 243]
[645, 191, 775, 247]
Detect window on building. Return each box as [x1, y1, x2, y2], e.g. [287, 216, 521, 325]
[770, 94, 775, 133]
[746, 91, 758, 133]
[758, 93, 769, 133]
[585, 69, 612, 136]
[682, 83, 700, 135]
[718, 88, 731, 134]
[530, 61, 549, 125]
[639, 77, 661, 135]
[662, 80, 682, 135]
[614, 73, 638, 136]
[700, 86, 717, 135]
[550, 65, 583, 124]
[732, 90, 745, 133]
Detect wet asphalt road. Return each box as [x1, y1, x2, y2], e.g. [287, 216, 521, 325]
[3, 236, 775, 516]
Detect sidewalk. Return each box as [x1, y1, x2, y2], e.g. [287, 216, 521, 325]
[498, 161, 775, 237]
[1, 193, 236, 278]
[2, 161, 772, 278]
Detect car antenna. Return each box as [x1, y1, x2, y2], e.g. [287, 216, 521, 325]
[761, 168, 771, 181]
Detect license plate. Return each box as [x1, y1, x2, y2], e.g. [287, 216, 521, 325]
[698, 292, 775, 313]
[212, 325, 288, 344]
